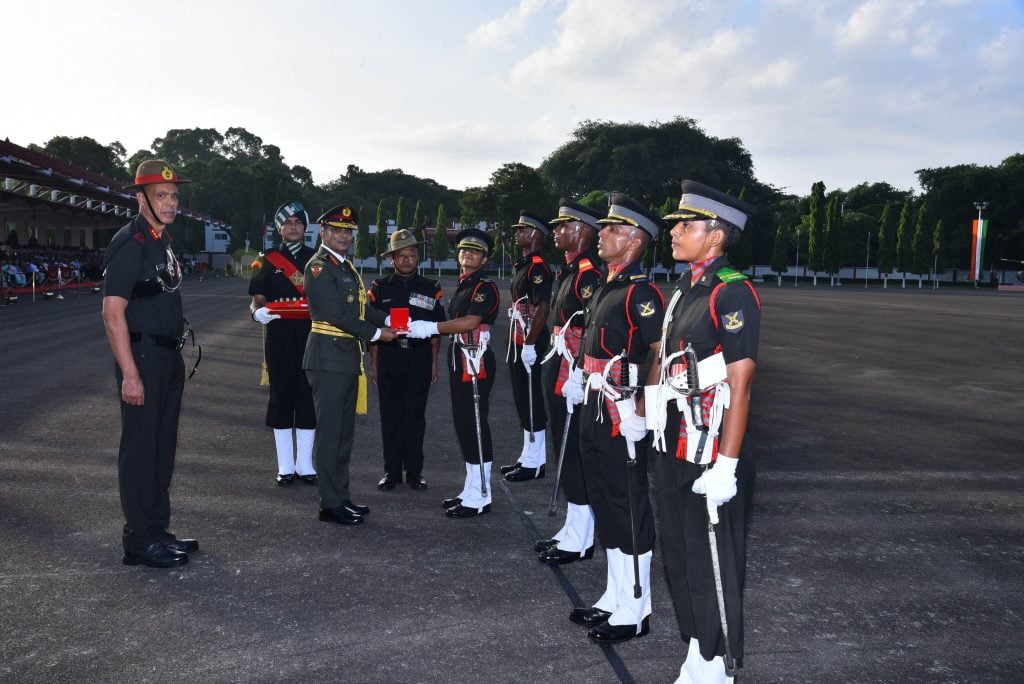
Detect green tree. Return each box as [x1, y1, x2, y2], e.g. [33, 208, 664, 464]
[355, 205, 371, 272]
[33, 136, 127, 179]
[911, 201, 931, 282]
[395, 196, 407, 232]
[822, 194, 842, 282]
[151, 128, 225, 166]
[579, 190, 608, 210]
[895, 199, 914, 286]
[933, 218, 945, 277]
[806, 181, 826, 283]
[412, 199, 426, 263]
[658, 197, 676, 278]
[433, 205, 449, 274]
[375, 199, 389, 271]
[728, 187, 755, 273]
[770, 224, 789, 284]
[877, 202, 896, 285]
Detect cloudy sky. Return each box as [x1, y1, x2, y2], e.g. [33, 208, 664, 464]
[4, 0, 1022, 196]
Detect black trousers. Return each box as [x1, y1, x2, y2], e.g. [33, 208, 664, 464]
[306, 369, 357, 508]
[544, 359, 588, 504]
[578, 395, 655, 555]
[115, 340, 185, 550]
[653, 404, 755, 666]
[265, 320, 315, 429]
[376, 343, 433, 479]
[448, 345, 495, 464]
[507, 334, 549, 431]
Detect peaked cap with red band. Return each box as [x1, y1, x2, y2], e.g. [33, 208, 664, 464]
[317, 204, 358, 230]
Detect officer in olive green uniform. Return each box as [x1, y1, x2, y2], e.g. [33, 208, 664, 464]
[303, 205, 397, 525]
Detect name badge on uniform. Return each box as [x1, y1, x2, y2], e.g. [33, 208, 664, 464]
[409, 292, 436, 311]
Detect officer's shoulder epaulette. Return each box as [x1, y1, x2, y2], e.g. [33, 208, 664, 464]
[578, 258, 595, 272]
[629, 274, 649, 282]
[715, 266, 748, 283]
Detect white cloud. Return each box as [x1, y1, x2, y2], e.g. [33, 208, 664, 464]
[467, 0, 559, 48]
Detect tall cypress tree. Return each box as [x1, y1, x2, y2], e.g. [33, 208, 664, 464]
[806, 181, 826, 283]
[412, 199, 426, 265]
[433, 205, 449, 274]
[355, 204, 370, 273]
[911, 201, 931, 282]
[877, 202, 896, 286]
[895, 199, 913, 287]
[659, 197, 676, 279]
[932, 218, 945, 278]
[823, 194, 841, 283]
[395, 196, 407, 232]
[770, 224, 789, 285]
[729, 187, 754, 273]
[375, 199, 389, 271]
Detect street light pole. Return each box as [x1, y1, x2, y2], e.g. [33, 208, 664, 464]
[865, 231, 870, 288]
[973, 201, 988, 288]
[794, 226, 800, 287]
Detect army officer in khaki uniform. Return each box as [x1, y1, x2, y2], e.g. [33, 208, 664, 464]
[304, 204, 397, 525]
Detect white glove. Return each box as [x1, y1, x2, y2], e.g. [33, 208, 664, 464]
[406, 320, 439, 339]
[562, 367, 584, 406]
[521, 344, 537, 367]
[384, 314, 391, 327]
[615, 398, 648, 443]
[252, 307, 280, 325]
[692, 455, 738, 524]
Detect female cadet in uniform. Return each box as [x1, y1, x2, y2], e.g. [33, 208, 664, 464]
[407, 228, 500, 518]
[647, 180, 761, 684]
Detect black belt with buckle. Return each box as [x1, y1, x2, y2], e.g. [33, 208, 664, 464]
[129, 331, 184, 350]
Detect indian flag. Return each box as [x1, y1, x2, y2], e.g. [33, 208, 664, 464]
[970, 219, 988, 281]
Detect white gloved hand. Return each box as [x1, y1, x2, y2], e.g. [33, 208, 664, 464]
[692, 455, 739, 524]
[384, 314, 391, 327]
[615, 398, 648, 443]
[562, 367, 584, 406]
[521, 344, 537, 367]
[406, 320, 439, 339]
[252, 307, 281, 325]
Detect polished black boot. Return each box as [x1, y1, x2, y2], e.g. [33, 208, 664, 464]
[588, 617, 651, 645]
[441, 496, 462, 509]
[534, 538, 559, 553]
[538, 545, 594, 565]
[123, 543, 189, 569]
[569, 607, 611, 627]
[504, 464, 545, 481]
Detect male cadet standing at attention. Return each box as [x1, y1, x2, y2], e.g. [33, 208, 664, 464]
[647, 181, 760, 684]
[102, 159, 197, 568]
[536, 198, 604, 565]
[501, 211, 552, 482]
[368, 229, 445, 491]
[303, 205, 396, 526]
[562, 194, 665, 645]
[407, 228, 500, 518]
[248, 201, 318, 487]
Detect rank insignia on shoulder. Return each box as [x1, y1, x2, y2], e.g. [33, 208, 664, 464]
[474, 292, 486, 302]
[533, 274, 544, 284]
[638, 301, 656, 317]
[722, 310, 744, 332]
[630, 274, 647, 282]
[310, 265, 322, 278]
[580, 285, 593, 299]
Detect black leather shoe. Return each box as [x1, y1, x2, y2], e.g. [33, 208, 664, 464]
[378, 475, 400, 490]
[588, 617, 650, 645]
[569, 607, 612, 627]
[159, 532, 199, 554]
[499, 462, 521, 475]
[534, 538, 559, 553]
[340, 500, 370, 516]
[299, 474, 318, 485]
[538, 545, 594, 565]
[318, 507, 364, 525]
[407, 475, 428, 490]
[504, 464, 545, 481]
[442, 496, 462, 509]
[276, 473, 295, 486]
[123, 543, 189, 568]
[445, 503, 491, 518]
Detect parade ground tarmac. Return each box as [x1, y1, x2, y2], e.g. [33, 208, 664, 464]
[1, 274, 1021, 683]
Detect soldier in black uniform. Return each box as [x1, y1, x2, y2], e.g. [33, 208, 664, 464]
[368, 229, 446, 491]
[647, 181, 760, 683]
[101, 159, 197, 569]
[536, 199, 604, 565]
[303, 205, 397, 526]
[248, 201, 318, 486]
[502, 211, 553, 482]
[407, 228, 500, 518]
[562, 194, 665, 645]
